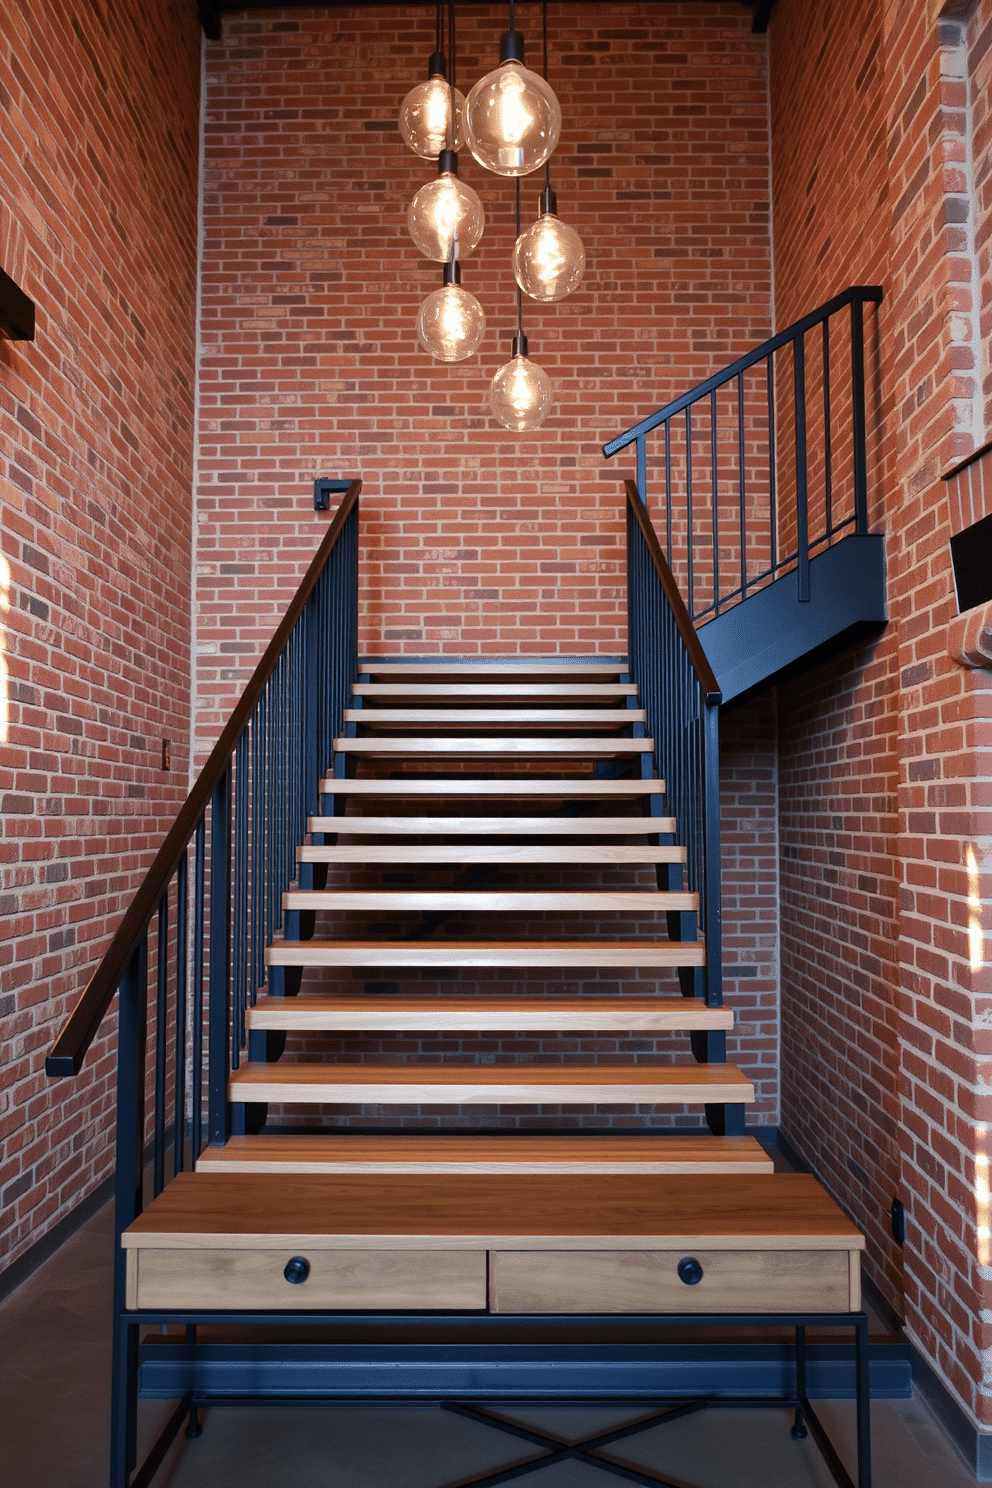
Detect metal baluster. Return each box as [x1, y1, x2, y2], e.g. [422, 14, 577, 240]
[851, 294, 869, 534]
[208, 769, 232, 1147]
[153, 894, 168, 1197]
[822, 316, 833, 536]
[767, 352, 777, 575]
[686, 405, 694, 619]
[191, 817, 206, 1163]
[233, 732, 249, 1066]
[251, 710, 262, 1003]
[738, 370, 747, 599]
[793, 331, 810, 601]
[710, 388, 719, 614]
[664, 419, 673, 562]
[173, 852, 188, 1175]
[636, 436, 646, 505]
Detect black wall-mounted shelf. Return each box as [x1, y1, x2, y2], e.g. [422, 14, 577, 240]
[0, 267, 35, 341]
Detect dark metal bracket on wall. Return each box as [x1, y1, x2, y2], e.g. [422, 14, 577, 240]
[314, 478, 359, 512]
[0, 267, 35, 341]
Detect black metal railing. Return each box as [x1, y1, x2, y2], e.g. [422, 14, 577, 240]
[45, 480, 359, 1473]
[605, 286, 883, 623]
[625, 480, 722, 1012]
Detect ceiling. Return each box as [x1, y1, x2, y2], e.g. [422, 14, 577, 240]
[198, 1, 773, 43]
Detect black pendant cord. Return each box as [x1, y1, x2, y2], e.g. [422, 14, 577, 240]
[515, 177, 524, 346]
[447, 0, 456, 152]
[542, 0, 553, 205]
[436, 1, 442, 57]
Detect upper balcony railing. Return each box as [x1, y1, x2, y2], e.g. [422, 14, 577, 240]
[604, 286, 883, 624]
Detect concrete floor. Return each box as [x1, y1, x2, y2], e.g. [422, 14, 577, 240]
[0, 1198, 981, 1488]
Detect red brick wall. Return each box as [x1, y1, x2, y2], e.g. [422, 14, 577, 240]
[194, 4, 779, 1138]
[0, 2, 201, 1275]
[195, 2, 772, 746]
[770, 0, 992, 1432]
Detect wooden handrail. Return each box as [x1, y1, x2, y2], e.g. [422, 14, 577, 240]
[624, 481, 722, 704]
[46, 480, 361, 1077]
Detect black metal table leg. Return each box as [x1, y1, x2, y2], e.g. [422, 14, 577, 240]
[792, 1323, 808, 1439]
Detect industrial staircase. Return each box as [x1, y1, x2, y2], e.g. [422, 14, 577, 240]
[43, 284, 888, 1487]
[198, 657, 768, 1178]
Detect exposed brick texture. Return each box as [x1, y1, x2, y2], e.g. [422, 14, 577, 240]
[194, 2, 773, 745]
[0, 2, 201, 1272]
[770, 0, 992, 1432]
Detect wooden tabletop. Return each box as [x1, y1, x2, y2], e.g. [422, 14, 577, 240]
[123, 1172, 864, 1253]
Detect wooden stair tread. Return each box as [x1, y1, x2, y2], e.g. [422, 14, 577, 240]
[266, 940, 705, 968]
[353, 684, 639, 698]
[318, 780, 665, 795]
[344, 709, 646, 724]
[228, 1062, 754, 1103]
[333, 737, 653, 754]
[247, 995, 731, 1031]
[124, 1171, 863, 1249]
[282, 889, 698, 912]
[307, 816, 677, 835]
[196, 1133, 773, 1175]
[360, 664, 627, 679]
[297, 844, 687, 864]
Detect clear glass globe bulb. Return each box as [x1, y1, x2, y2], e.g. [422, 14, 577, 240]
[399, 76, 466, 159]
[490, 354, 554, 431]
[514, 212, 586, 302]
[416, 283, 486, 363]
[465, 60, 562, 177]
[407, 172, 485, 262]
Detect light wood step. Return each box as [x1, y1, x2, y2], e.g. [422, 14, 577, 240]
[266, 940, 705, 969]
[307, 816, 677, 835]
[247, 996, 730, 1032]
[353, 684, 639, 699]
[196, 1133, 773, 1175]
[360, 664, 627, 679]
[228, 1062, 754, 1105]
[344, 709, 645, 726]
[297, 845, 687, 865]
[282, 889, 697, 913]
[318, 780, 665, 796]
[332, 736, 653, 755]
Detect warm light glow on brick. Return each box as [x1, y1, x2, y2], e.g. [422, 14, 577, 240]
[968, 845, 985, 975]
[978, 1130, 990, 1268]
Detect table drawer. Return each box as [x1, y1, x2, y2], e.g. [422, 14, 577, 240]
[127, 1247, 486, 1311]
[489, 1248, 857, 1314]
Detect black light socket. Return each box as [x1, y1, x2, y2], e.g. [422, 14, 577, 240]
[427, 49, 446, 79]
[540, 184, 558, 217]
[511, 331, 528, 359]
[442, 261, 462, 287]
[499, 28, 526, 65]
[438, 148, 458, 175]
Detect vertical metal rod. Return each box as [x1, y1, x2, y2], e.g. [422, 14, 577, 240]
[685, 405, 694, 619]
[233, 733, 249, 1066]
[737, 370, 747, 599]
[855, 1314, 873, 1487]
[109, 940, 147, 1486]
[191, 817, 206, 1163]
[793, 333, 810, 602]
[636, 436, 646, 504]
[767, 353, 777, 575]
[208, 769, 233, 1148]
[173, 852, 188, 1176]
[822, 315, 833, 536]
[663, 419, 672, 562]
[710, 388, 719, 614]
[153, 895, 168, 1197]
[850, 295, 869, 534]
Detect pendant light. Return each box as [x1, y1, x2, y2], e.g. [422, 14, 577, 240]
[490, 182, 553, 430]
[465, 0, 561, 178]
[417, 261, 486, 362]
[399, 5, 465, 159]
[513, 3, 585, 302]
[407, 4, 484, 264]
[408, 151, 485, 262]
[414, 1, 486, 363]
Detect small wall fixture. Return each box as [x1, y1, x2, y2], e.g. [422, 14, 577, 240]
[0, 266, 35, 341]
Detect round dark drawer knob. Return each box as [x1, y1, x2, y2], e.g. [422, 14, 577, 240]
[283, 1256, 311, 1285]
[677, 1256, 704, 1286]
